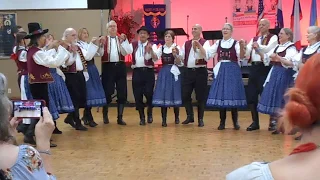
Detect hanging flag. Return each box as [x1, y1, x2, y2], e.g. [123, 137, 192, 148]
[276, 0, 284, 29]
[256, 0, 265, 35]
[290, 0, 302, 50]
[310, 0, 318, 26]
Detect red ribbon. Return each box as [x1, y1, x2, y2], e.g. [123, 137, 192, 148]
[10, 53, 17, 61]
[290, 142, 318, 155]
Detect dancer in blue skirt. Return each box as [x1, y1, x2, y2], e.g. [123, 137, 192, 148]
[77, 28, 106, 127]
[44, 34, 75, 134]
[206, 23, 247, 130]
[256, 28, 298, 134]
[290, 26, 320, 140]
[152, 30, 182, 127]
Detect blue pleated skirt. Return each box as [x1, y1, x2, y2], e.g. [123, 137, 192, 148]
[48, 69, 74, 114]
[206, 62, 247, 108]
[152, 65, 182, 107]
[257, 65, 295, 115]
[48, 92, 60, 121]
[85, 63, 107, 107]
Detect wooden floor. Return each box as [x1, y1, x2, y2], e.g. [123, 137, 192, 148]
[16, 107, 300, 180]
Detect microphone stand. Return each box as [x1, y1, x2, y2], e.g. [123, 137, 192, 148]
[187, 15, 189, 40]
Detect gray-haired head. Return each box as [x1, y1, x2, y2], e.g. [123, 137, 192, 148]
[224, 23, 234, 32]
[106, 20, 118, 36]
[62, 28, 77, 44]
[62, 28, 75, 40]
[308, 26, 320, 41]
[0, 73, 13, 143]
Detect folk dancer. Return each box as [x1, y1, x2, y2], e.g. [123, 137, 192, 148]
[179, 24, 210, 127]
[291, 26, 320, 140]
[152, 30, 183, 127]
[240, 19, 278, 131]
[24, 22, 70, 145]
[101, 20, 133, 125]
[256, 28, 298, 134]
[11, 31, 34, 139]
[44, 34, 75, 134]
[61, 28, 102, 131]
[77, 28, 106, 127]
[130, 26, 158, 125]
[206, 23, 247, 130]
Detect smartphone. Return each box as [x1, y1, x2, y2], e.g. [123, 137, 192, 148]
[12, 100, 46, 124]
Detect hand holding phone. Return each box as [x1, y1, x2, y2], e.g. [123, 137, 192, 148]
[35, 107, 55, 146]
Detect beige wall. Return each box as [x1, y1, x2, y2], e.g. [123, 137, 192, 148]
[0, 10, 109, 98]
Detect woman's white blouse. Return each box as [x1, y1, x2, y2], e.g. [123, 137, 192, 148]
[226, 162, 274, 180]
[153, 43, 183, 66]
[263, 41, 298, 68]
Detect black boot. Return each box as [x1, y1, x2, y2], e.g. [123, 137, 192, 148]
[268, 116, 277, 131]
[117, 104, 127, 125]
[138, 108, 146, 125]
[182, 102, 194, 124]
[73, 108, 88, 131]
[147, 106, 153, 123]
[246, 104, 260, 131]
[231, 108, 240, 130]
[197, 103, 204, 127]
[64, 113, 75, 128]
[53, 121, 62, 134]
[174, 107, 180, 124]
[103, 105, 109, 124]
[218, 108, 226, 130]
[81, 108, 89, 125]
[86, 108, 98, 127]
[161, 107, 167, 127]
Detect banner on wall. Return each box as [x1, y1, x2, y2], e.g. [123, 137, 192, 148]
[233, 0, 277, 28]
[143, 4, 166, 44]
[0, 13, 16, 58]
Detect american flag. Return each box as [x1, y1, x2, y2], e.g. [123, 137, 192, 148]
[256, 0, 265, 35]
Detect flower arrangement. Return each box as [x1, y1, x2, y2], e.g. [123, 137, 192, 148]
[112, 13, 139, 42]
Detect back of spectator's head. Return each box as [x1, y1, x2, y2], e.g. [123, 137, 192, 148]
[281, 54, 320, 132]
[0, 73, 12, 143]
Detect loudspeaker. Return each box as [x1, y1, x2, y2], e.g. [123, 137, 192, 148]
[87, 0, 117, 10]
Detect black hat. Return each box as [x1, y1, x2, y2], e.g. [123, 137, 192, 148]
[24, 22, 49, 39]
[137, 26, 150, 34]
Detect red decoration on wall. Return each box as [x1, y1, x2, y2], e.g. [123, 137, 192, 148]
[112, 14, 139, 42]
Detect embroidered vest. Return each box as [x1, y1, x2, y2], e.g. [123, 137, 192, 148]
[248, 33, 274, 63]
[161, 46, 175, 65]
[216, 40, 238, 62]
[27, 46, 54, 84]
[12, 48, 28, 75]
[131, 41, 154, 66]
[184, 38, 207, 66]
[61, 46, 87, 73]
[271, 44, 295, 66]
[101, 36, 125, 63]
[301, 45, 320, 63]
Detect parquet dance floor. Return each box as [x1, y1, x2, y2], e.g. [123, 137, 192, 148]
[16, 107, 299, 180]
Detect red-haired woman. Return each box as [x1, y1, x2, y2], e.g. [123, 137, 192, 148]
[227, 53, 320, 180]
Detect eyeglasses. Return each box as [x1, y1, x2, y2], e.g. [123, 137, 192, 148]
[222, 28, 231, 31]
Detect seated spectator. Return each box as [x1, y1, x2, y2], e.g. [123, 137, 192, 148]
[226, 54, 320, 180]
[0, 73, 56, 180]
